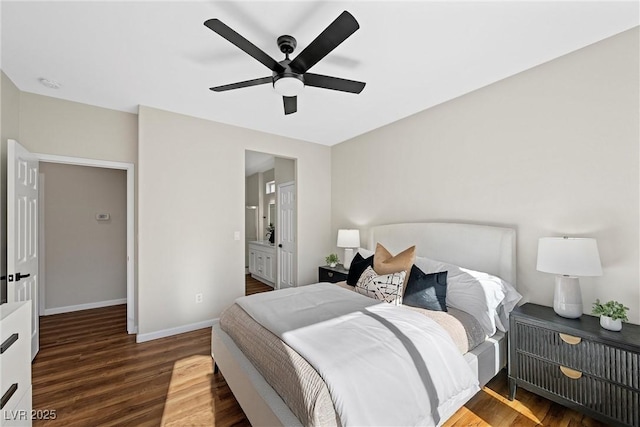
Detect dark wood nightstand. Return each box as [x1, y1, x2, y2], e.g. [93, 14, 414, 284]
[509, 303, 640, 427]
[318, 264, 348, 283]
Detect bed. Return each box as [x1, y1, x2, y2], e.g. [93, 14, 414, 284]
[211, 222, 517, 426]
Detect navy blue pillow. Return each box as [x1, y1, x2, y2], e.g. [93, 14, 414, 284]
[346, 252, 374, 286]
[403, 265, 448, 311]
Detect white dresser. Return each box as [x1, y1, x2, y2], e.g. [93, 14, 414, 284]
[1, 302, 32, 427]
[248, 241, 276, 286]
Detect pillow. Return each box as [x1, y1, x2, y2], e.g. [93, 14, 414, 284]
[346, 252, 374, 286]
[357, 247, 375, 259]
[414, 256, 522, 336]
[403, 266, 448, 312]
[373, 244, 416, 286]
[354, 266, 406, 306]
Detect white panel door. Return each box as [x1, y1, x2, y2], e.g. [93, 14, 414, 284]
[7, 139, 39, 361]
[277, 182, 296, 289]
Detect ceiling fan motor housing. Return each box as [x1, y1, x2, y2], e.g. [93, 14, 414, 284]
[277, 35, 297, 55]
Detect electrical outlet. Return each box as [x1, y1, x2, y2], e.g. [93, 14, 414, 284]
[195, 293, 203, 304]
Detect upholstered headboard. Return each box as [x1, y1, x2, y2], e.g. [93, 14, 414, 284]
[367, 222, 517, 285]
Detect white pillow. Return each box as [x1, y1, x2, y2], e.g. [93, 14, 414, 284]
[354, 266, 406, 306]
[414, 256, 521, 336]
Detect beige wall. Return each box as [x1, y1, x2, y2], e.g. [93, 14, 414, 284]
[331, 28, 640, 323]
[275, 157, 295, 185]
[0, 71, 21, 302]
[245, 173, 259, 207]
[138, 106, 331, 335]
[40, 163, 127, 309]
[19, 92, 137, 163]
[263, 168, 275, 183]
[1, 72, 20, 144]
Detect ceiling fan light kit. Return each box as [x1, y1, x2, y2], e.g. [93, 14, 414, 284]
[273, 74, 304, 97]
[204, 11, 365, 115]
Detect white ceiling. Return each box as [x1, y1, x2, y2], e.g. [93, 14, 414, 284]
[1, 1, 638, 146]
[245, 150, 274, 176]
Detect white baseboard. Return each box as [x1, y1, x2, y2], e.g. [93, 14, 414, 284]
[44, 298, 127, 316]
[136, 318, 218, 343]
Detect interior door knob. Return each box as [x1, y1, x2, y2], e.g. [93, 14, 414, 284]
[278, 244, 283, 248]
[15, 272, 30, 281]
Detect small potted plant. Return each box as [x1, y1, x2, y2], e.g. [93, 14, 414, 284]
[592, 299, 629, 332]
[325, 253, 340, 268]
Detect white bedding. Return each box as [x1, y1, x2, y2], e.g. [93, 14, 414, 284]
[236, 283, 479, 426]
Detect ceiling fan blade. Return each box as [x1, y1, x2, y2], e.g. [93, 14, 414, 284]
[289, 11, 359, 74]
[210, 76, 272, 92]
[304, 73, 365, 94]
[283, 96, 297, 115]
[204, 19, 285, 73]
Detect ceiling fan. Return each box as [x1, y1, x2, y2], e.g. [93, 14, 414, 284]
[204, 11, 366, 115]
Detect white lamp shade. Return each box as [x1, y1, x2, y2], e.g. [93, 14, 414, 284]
[536, 237, 602, 277]
[337, 229, 360, 248]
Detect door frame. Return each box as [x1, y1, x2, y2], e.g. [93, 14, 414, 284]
[35, 153, 136, 334]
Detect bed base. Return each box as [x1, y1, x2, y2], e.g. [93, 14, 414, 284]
[211, 321, 301, 427]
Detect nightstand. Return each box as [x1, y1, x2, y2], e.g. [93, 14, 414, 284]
[318, 264, 348, 283]
[509, 303, 640, 427]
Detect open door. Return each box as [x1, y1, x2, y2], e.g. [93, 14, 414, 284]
[7, 139, 39, 360]
[277, 181, 296, 289]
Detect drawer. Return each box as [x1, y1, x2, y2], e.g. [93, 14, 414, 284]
[2, 385, 32, 426]
[0, 303, 31, 413]
[517, 354, 640, 427]
[513, 321, 640, 391]
[319, 268, 346, 283]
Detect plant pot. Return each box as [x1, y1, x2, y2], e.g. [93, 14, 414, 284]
[600, 315, 622, 332]
[329, 262, 337, 268]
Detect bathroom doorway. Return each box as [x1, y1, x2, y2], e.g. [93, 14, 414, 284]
[244, 150, 297, 291]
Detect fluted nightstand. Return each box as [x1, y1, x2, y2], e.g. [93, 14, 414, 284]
[318, 264, 348, 283]
[509, 303, 640, 427]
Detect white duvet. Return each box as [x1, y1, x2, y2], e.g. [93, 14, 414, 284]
[236, 283, 479, 426]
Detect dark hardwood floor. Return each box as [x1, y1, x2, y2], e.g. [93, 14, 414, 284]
[244, 274, 273, 295]
[31, 277, 604, 426]
[33, 304, 248, 427]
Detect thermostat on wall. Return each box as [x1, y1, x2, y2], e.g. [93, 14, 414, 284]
[96, 213, 110, 221]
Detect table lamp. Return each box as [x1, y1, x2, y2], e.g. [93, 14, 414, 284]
[536, 236, 602, 318]
[337, 229, 360, 269]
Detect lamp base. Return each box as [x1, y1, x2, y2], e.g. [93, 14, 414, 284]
[553, 275, 583, 318]
[343, 248, 355, 270]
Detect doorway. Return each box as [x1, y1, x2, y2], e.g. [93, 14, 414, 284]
[244, 150, 297, 291]
[35, 153, 136, 333]
[39, 163, 126, 313]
